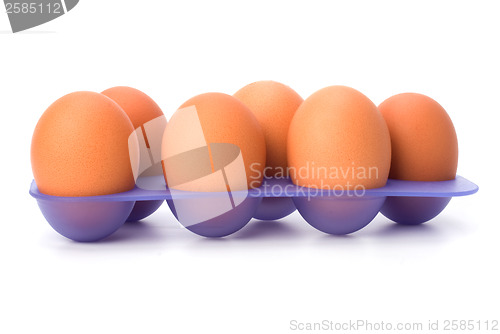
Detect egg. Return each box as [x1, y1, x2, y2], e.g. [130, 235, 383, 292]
[378, 93, 458, 181]
[102, 86, 167, 221]
[288, 85, 391, 189]
[162, 92, 266, 191]
[101, 86, 164, 130]
[161, 92, 265, 237]
[233, 81, 303, 220]
[378, 93, 458, 225]
[234, 81, 303, 177]
[31, 91, 138, 197]
[102, 86, 166, 179]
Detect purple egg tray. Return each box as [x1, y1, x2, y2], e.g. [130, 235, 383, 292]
[29, 175, 478, 241]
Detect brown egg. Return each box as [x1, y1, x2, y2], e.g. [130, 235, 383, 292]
[101, 86, 164, 129]
[102, 86, 166, 177]
[288, 86, 391, 189]
[234, 81, 303, 177]
[102, 86, 167, 222]
[162, 92, 266, 191]
[31, 91, 138, 197]
[378, 93, 458, 181]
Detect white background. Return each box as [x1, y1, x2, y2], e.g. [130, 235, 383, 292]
[0, 1, 498, 333]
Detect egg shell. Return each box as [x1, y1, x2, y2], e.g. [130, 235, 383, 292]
[101, 86, 166, 172]
[102, 86, 166, 179]
[162, 92, 266, 191]
[101, 86, 164, 129]
[31, 91, 138, 197]
[378, 93, 458, 181]
[234, 81, 303, 177]
[288, 86, 391, 189]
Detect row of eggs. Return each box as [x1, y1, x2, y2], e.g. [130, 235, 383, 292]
[31, 82, 458, 202]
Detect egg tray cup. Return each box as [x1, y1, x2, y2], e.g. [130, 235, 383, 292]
[29, 176, 478, 242]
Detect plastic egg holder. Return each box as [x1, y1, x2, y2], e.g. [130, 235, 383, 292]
[29, 175, 478, 241]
